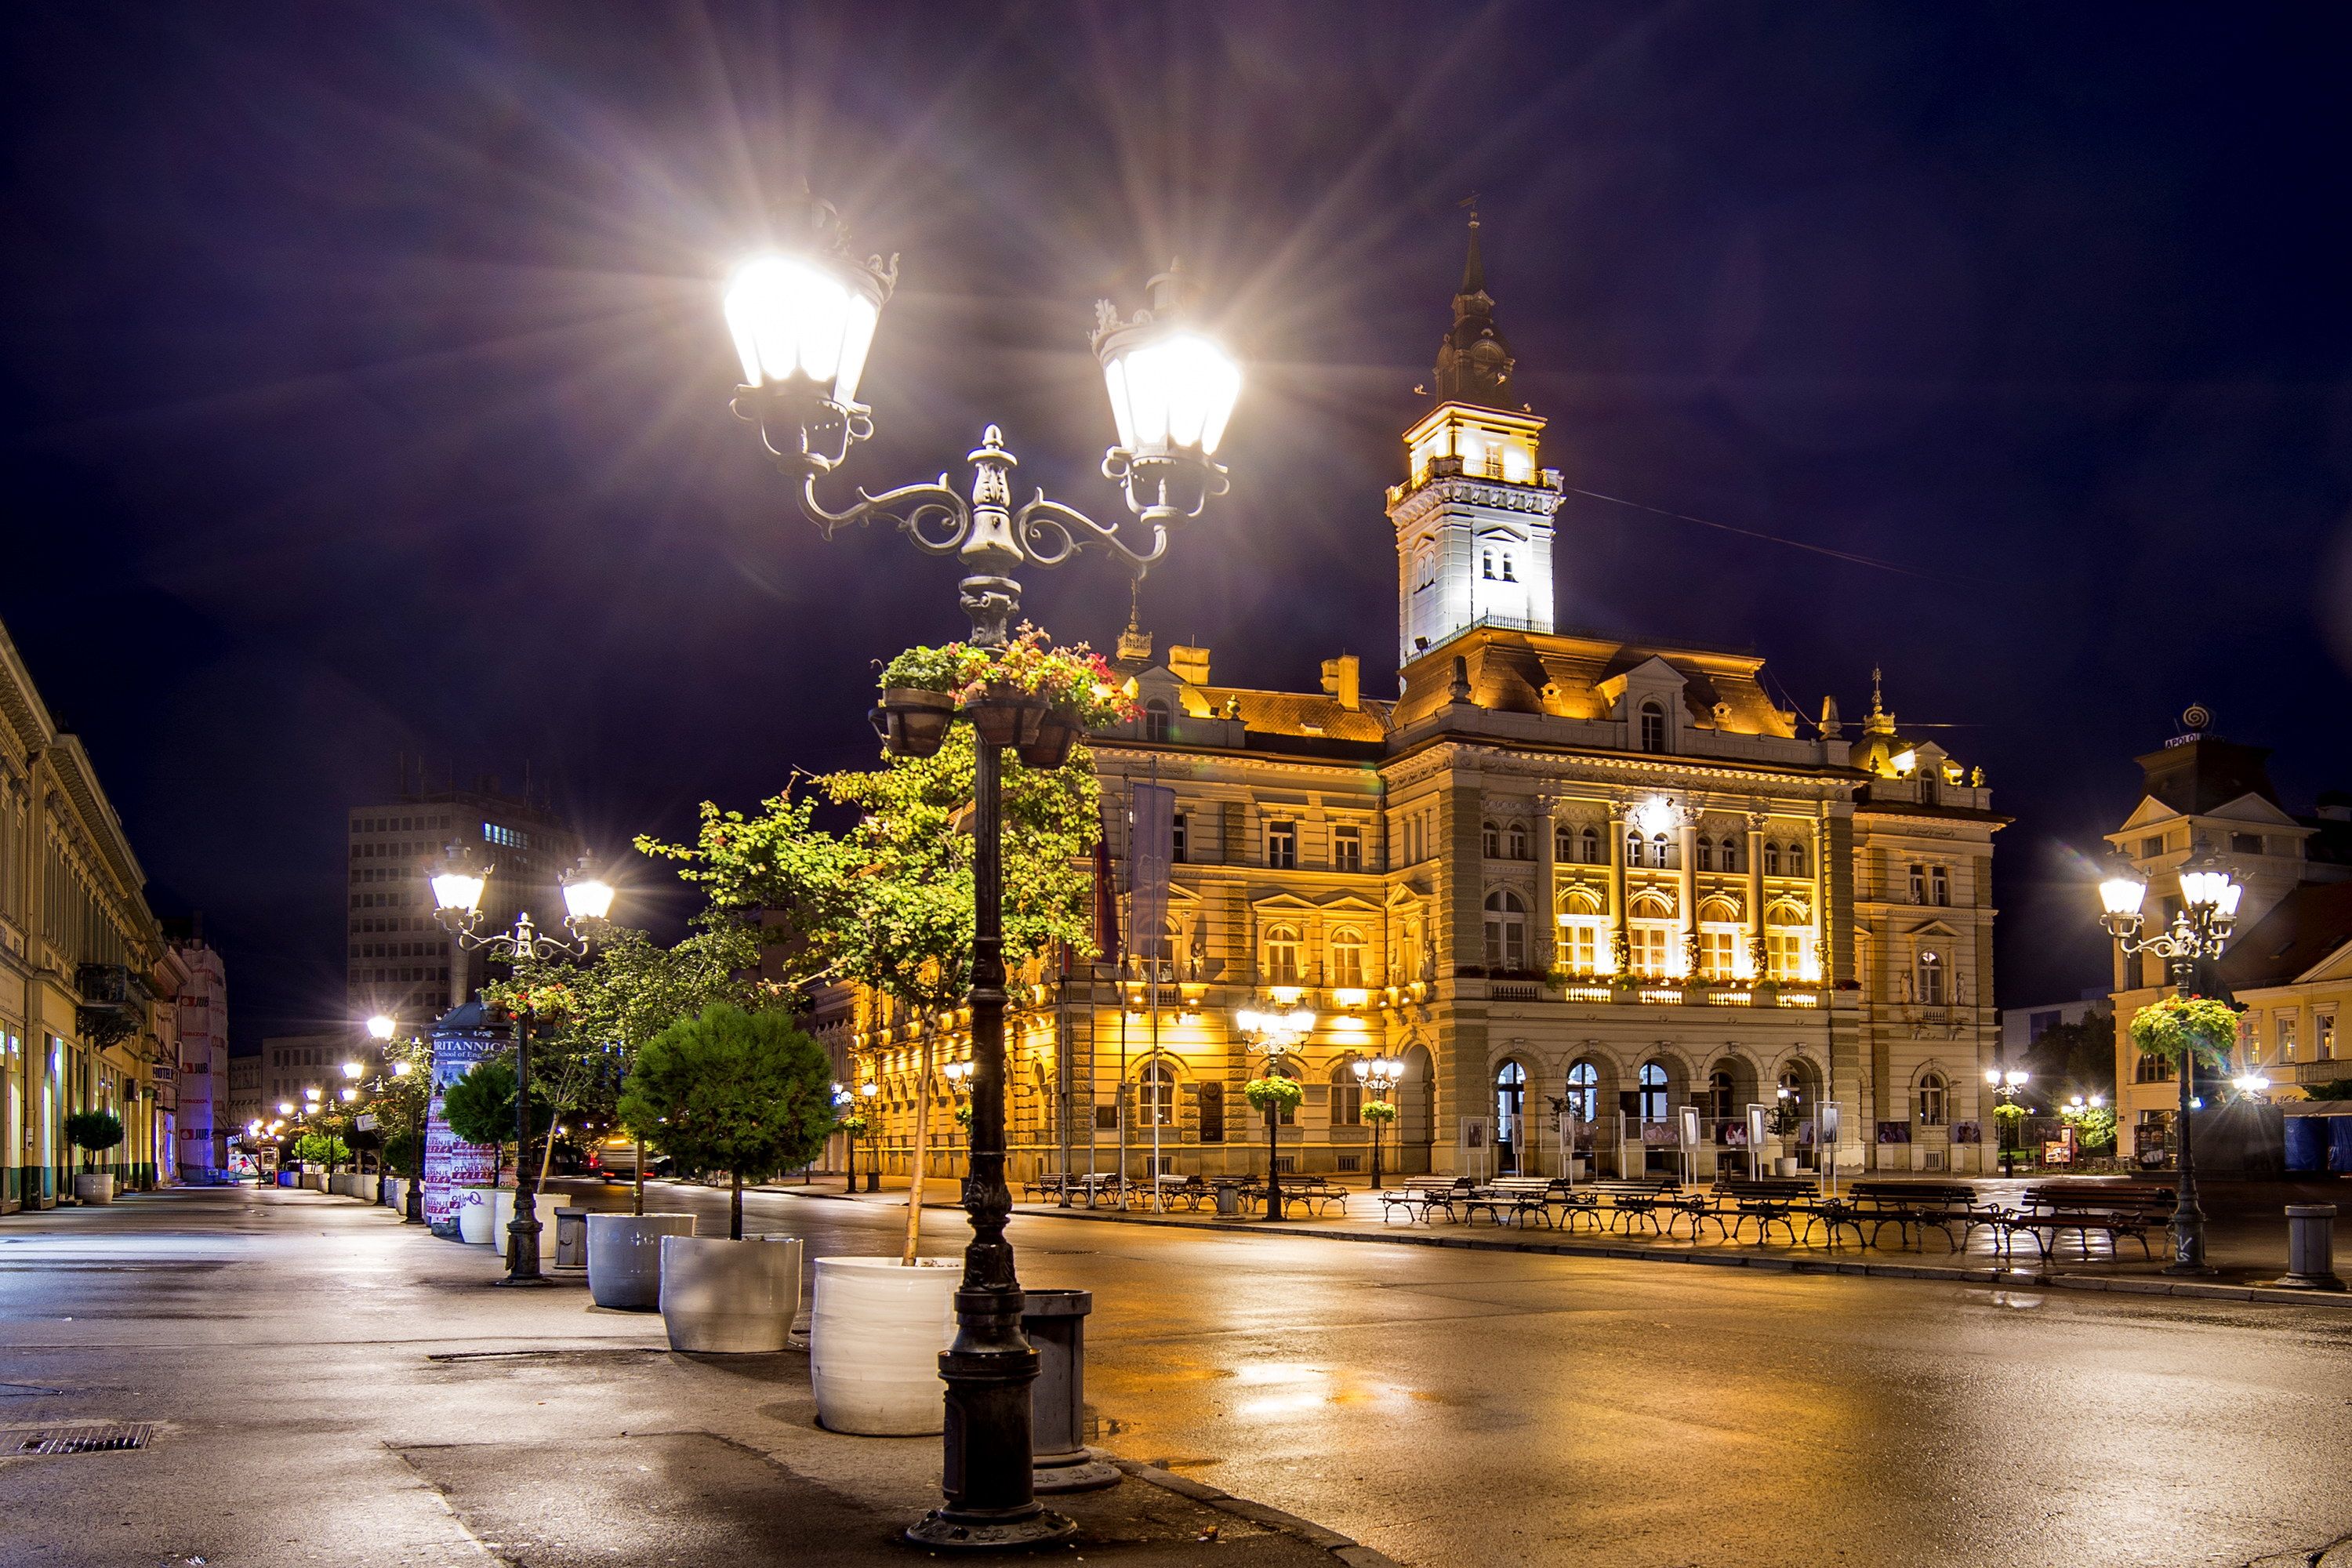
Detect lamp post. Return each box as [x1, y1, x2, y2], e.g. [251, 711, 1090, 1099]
[430, 847, 614, 1286]
[1352, 1054, 1403, 1190]
[1235, 1008, 1314, 1220]
[364, 1014, 428, 1221]
[2098, 840, 2242, 1274]
[1982, 1068, 2029, 1178]
[720, 196, 1240, 1552]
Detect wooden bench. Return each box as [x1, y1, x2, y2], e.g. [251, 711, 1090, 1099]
[1588, 1178, 1692, 1236]
[1996, 1182, 2176, 1262]
[1381, 1176, 1474, 1223]
[1285, 1176, 1350, 1217]
[1838, 1181, 1985, 1250]
[1461, 1176, 1564, 1228]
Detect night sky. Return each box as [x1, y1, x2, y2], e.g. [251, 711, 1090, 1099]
[4, 3, 2349, 1050]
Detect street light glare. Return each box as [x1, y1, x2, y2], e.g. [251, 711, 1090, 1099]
[431, 866, 486, 916]
[365, 1014, 395, 1040]
[561, 868, 616, 923]
[2097, 874, 2147, 918]
[724, 254, 881, 406]
[1102, 330, 1242, 457]
[341, 1060, 364, 1080]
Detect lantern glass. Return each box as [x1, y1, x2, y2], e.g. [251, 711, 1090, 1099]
[1102, 329, 1241, 457]
[724, 255, 882, 406]
[2097, 874, 2147, 919]
[563, 873, 616, 924]
[365, 1014, 395, 1041]
[431, 868, 485, 916]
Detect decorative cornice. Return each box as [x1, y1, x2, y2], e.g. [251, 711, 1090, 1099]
[1387, 475, 1566, 528]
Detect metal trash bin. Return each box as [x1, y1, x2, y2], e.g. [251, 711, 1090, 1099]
[1211, 1178, 1242, 1218]
[554, 1207, 590, 1270]
[2275, 1204, 2345, 1290]
[1022, 1289, 1119, 1493]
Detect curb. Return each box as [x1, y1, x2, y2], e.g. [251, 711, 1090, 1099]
[1008, 1204, 2352, 1312]
[1113, 1456, 1406, 1567]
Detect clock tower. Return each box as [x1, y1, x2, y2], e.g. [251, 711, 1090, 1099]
[1386, 210, 1566, 667]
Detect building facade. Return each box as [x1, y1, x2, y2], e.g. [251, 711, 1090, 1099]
[2106, 724, 2352, 1150]
[166, 918, 230, 1182]
[838, 234, 2005, 1184]
[227, 1051, 260, 1149]
[0, 615, 177, 1207]
[347, 768, 584, 1025]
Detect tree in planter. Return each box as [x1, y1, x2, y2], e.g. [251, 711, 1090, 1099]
[1766, 1097, 1806, 1166]
[64, 1110, 123, 1178]
[615, 1004, 835, 1240]
[441, 1057, 554, 1190]
[490, 920, 780, 1217]
[639, 696, 1102, 1264]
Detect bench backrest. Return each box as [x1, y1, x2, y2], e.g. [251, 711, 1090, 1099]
[1849, 1182, 1976, 1204]
[2021, 1184, 2172, 1213]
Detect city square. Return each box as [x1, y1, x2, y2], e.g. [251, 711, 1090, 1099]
[3, 5, 2352, 1566]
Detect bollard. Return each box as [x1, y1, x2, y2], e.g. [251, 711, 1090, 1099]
[1022, 1289, 1120, 1494]
[2274, 1204, 2346, 1291]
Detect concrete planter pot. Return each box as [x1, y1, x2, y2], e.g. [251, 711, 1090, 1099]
[72, 1174, 114, 1205]
[810, 1255, 960, 1436]
[659, 1236, 804, 1353]
[1775, 1156, 1801, 1178]
[453, 1185, 496, 1244]
[587, 1213, 697, 1310]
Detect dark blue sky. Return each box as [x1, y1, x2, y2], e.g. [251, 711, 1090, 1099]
[4, 3, 2349, 1047]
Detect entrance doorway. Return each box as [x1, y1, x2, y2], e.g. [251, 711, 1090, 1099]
[1494, 1060, 1526, 1174]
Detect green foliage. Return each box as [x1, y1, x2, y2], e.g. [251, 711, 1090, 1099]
[638, 723, 1100, 1013]
[880, 644, 962, 692]
[953, 1102, 974, 1130]
[2304, 1079, 2352, 1102]
[2024, 1010, 2118, 1098]
[615, 1004, 837, 1238]
[64, 1110, 123, 1162]
[1992, 1102, 2028, 1123]
[1362, 1099, 1398, 1124]
[1243, 1076, 1304, 1113]
[382, 1130, 423, 1178]
[441, 1057, 552, 1151]
[881, 627, 1139, 727]
[292, 1131, 350, 1166]
[1766, 1100, 1805, 1138]
[2063, 1103, 2118, 1152]
[2128, 995, 2240, 1066]
[835, 1111, 869, 1138]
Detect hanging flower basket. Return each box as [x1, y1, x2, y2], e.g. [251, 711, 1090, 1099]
[2128, 994, 2240, 1065]
[1243, 1076, 1303, 1115]
[1362, 1100, 1398, 1125]
[963, 686, 1048, 750]
[873, 688, 956, 760]
[1018, 711, 1081, 769]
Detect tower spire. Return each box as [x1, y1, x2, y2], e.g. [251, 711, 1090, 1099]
[1432, 199, 1512, 407]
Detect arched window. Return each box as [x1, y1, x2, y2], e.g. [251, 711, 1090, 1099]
[1697, 836, 1715, 872]
[1917, 1072, 1947, 1127]
[1638, 1061, 1669, 1122]
[1651, 833, 1671, 869]
[1625, 828, 1643, 866]
[1328, 927, 1367, 989]
[1482, 547, 1496, 580]
[1788, 840, 1807, 877]
[1139, 1062, 1176, 1127]
[1915, 949, 1944, 1006]
[1495, 1060, 1527, 1165]
[1719, 837, 1739, 873]
[1706, 1066, 1735, 1121]
[1499, 551, 1517, 582]
[1482, 820, 1501, 858]
[1639, 700, 1668, 753]
[1414, 544, 1436, 590]
[1330, 1061, 1363, 1126]
[1555, 822, 1574, 862]
[1579, 826, 1599, 864]
[1776, 1068, 1806, 1107]
[1506, 822, 1528, 860]
[1564, 1059, 1599, 1123]
[1263, 925, 1302, 985]
[1483, 890, 1527, 972]
[1764, 841, 1782, 876]
[1143, 699, 1171, 742]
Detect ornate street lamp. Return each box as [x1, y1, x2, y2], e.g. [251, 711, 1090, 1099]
[1352, 1054, 1403, 1191]
[1235, 1008, 1314, 1220]
[1983, 1067, 2030, 1178]
[720, 194, 1240, 1552]
[364, 1013, 427, 1224]
[430, 845, 615, 1285]
[2098, 839, 2241, 1273]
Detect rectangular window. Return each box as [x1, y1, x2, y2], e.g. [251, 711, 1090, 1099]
[2230, 833, 2263, 855]
[1907, 865, 1926, 903]
[2140, 837, 2165, 861]
[1767, 929, 1806, 982]
[1331, 1078, 1363, 1126]
[1266, 821, 1297, 869]
[1697, 929, 1736, 980]
[1628, 925, 1671, 978]
[1560, 923, 1600, 975]
[2321, 1014, 2337, 1061]
[1333, 827, 1363, 873]
[1930, 866, 1950, 906]
[2280, 1017, 2299, 1061]
[1170, 814, 1186, 864]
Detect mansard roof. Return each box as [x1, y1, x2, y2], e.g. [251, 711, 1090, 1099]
[2215, 880, 2352, 990]
[2135, 735, 2281, 817]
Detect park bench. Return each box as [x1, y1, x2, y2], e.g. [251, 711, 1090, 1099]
[1711, 1177, 1820, 1245]
[1461, 1176, 1564, 1228]
[1994, 1182, 2176, 1262]
[1588, 1178, 1693, 1236]
[1283, 1176, 1350, 1216]
[1837, 1181, 1985, 1250]
[1381, 1176, 1474, 1223]
[1127, 1173, 1210, 1211]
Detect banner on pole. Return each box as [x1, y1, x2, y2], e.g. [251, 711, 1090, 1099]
[1130, 784, 1175, 965]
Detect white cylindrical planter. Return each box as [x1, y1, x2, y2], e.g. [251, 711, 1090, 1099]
[587, 1213, 697, 1310]
[454, 1186, 495, 1244]
[659, 1236, 804, 1353]
[1776, 1156, 1800, 1178]
[810, 1256, 960, 1436]
[72, 1174, 114, 1205]
[491, 1187, 515, 1244]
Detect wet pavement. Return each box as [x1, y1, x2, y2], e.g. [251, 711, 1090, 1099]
[4, 1178, 2350, 1567]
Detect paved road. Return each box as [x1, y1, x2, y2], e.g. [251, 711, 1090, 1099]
[5, 1179, 2349, 1567]
[585, 1178, 2352, 1568]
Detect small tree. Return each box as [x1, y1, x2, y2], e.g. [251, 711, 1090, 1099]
[441, 1057, 553, 1185]
[616, 1003, 835, 1240]
[292, 1130, 350, 1167]
[64, 1110, 123, 1174]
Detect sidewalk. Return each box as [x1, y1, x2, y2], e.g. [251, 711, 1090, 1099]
[0, 1186, 1397, 1568]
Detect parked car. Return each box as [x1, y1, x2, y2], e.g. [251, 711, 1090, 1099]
[586, 1135, 670, 1181]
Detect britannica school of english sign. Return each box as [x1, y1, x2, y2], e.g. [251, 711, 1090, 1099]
[424, 1003, 507, 1237]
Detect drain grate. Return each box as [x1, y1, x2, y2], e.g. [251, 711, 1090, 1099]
[0, 1421, 154, 1456]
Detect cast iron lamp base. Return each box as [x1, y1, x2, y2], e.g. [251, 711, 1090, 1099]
[904, 1506, 1076, 1550]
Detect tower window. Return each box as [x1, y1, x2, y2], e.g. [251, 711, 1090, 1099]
[1143, 699, 1171, 742]
[1482, 548, 1495, 580]
[1500, 554, 1515, 582]
[1638, 701, 1667, 753]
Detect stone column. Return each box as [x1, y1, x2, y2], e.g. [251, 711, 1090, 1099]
[1606, 800, 1629, 975]
[1677, 804, 1700, 979]
[1745, 809, 1768, 980]
[1809, 812, 1829, 983]
[1534, 793, 1556, 975]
